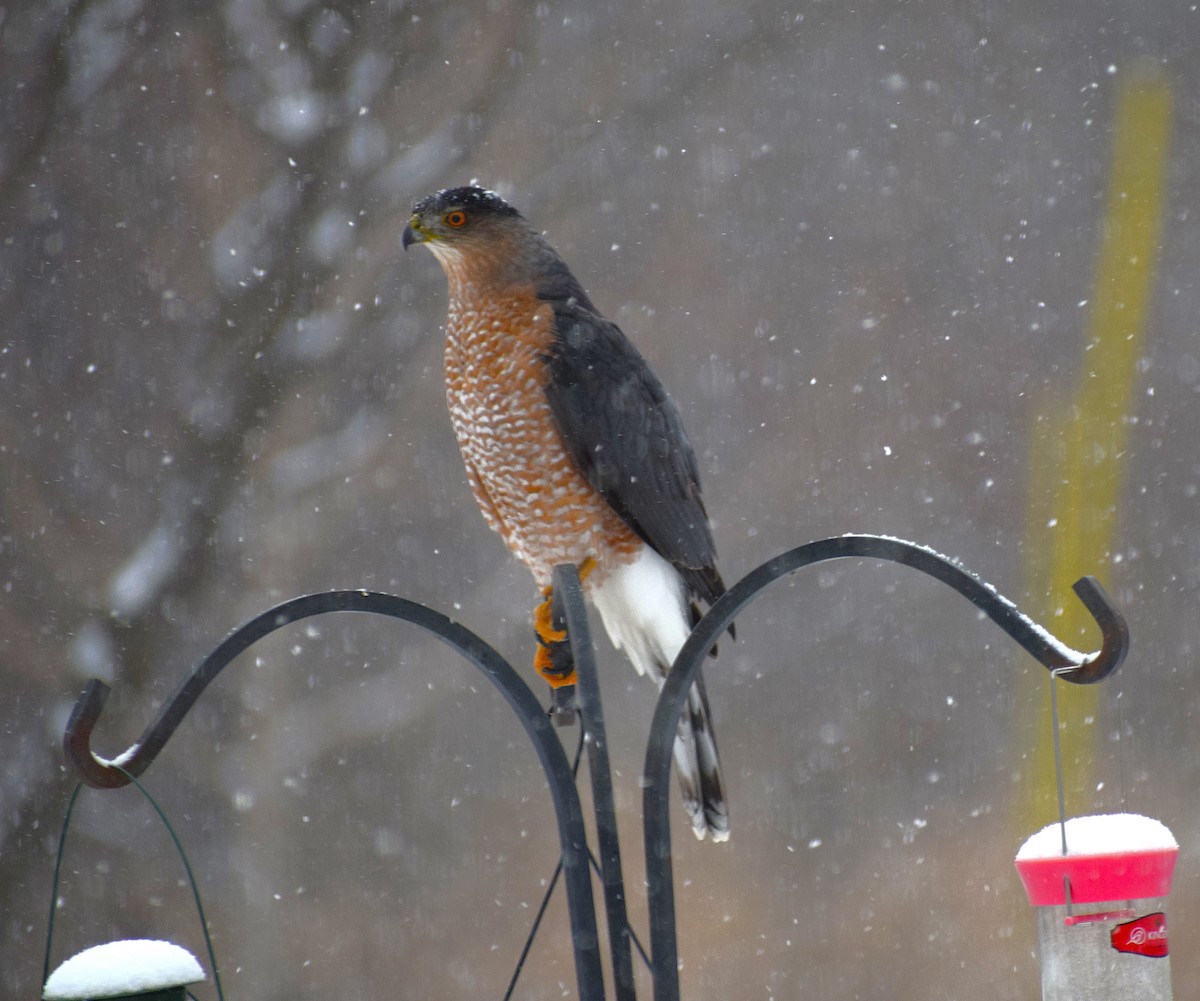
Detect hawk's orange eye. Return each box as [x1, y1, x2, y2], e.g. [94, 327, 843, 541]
[444, 210, 468, 228]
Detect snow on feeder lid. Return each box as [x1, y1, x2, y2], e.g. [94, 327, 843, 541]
[1015, 813, 1179, 907]
[43, 939, 205, 1001]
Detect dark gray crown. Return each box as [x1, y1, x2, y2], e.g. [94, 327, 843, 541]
[412, 185, 520, 218]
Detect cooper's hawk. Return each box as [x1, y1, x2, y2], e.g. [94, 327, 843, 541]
[403, 186, 729, 842]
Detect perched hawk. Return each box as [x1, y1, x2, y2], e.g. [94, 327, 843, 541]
[403, 186, 729, 841]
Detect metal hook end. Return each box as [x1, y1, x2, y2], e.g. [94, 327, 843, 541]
[1061, 576, 1130, 685]
[63, 679, 136, 789]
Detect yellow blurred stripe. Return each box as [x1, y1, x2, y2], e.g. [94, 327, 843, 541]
[1021, 68, 1171, 822]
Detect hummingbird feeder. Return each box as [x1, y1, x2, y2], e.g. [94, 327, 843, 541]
[1016, 813, 1178, 1001]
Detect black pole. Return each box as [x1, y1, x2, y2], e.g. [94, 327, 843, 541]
[642, 534, 1130, 1001]
[61, 590, 607, 1001]
[553, 564, 637, 1001]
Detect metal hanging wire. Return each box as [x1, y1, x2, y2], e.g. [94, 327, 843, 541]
[501, 722, 653, 1001]
[1049, 667, 1074, 857]
[43, 770, 226, 1001]
[503, 725, 588, 1001]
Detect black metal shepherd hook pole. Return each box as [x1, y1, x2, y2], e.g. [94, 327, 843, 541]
[641, 534, 1129, 1001]
[62, 590, 607, 1001]
[59, 535, 1131, 1001]
[552, 563, 638, 1001]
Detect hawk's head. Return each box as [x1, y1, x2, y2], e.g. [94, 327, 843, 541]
[403, 185, 587, 305]
[402, 186, 521, 253]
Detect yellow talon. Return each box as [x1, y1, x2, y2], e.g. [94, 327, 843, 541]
[530, 558, 595, 690]
[533, 591, 567, 645]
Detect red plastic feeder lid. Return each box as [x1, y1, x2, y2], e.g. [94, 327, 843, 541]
[1015, 814, 1178, 907]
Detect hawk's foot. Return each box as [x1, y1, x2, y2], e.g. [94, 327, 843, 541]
[533, 583, 574, 687]
[533, 588, 567, 646]
[531, 557, 596, 688]
[534, 639, 576, 688]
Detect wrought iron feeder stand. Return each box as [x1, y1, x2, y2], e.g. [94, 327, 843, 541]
[59, 534, 1135, 1001]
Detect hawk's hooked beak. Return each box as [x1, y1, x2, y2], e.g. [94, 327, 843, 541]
[401, 213, 427, 250]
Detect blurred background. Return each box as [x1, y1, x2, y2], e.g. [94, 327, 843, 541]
[2, 1, 1197, 998]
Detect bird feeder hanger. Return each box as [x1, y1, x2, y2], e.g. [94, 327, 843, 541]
[59, 535, 1131, 1001]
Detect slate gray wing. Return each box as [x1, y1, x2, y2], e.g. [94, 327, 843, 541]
[542, 301, 725, 606]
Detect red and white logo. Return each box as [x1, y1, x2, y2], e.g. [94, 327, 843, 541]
[1111, 912, 1168, 958]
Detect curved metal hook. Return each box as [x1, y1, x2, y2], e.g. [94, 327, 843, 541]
[62, 589, 605, 1001]
[643, 533, 1129, 1001]
[65, 592, 459, 787]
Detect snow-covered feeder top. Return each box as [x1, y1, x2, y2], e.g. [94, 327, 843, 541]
[43, 939, 204, 1000]
[1015, 814, 1178, 907]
